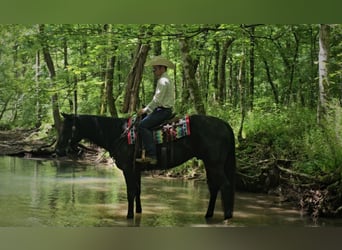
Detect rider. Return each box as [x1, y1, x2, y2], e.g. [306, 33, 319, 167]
[136, 55, 175, 164]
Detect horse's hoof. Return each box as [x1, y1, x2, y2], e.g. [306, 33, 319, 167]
[205, 212, 213, 218]
[224, 213, 232, 220]
[223, 219, 231, 225]
[127, 214, 134, 219]
[136, 209, 142, 213]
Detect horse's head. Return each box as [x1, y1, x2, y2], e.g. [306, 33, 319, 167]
[55, 113, 82, 156]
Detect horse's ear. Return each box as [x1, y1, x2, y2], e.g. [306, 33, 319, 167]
[61, 113, 71, 120]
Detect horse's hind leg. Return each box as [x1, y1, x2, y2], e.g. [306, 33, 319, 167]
[221, 154, 236, 220]
[208, 171, 233, 220]
[205, 158, 234, 220]
[220, 180, 234, 220]
[204, 167, 220, 218]
[205, 177, 219, 218]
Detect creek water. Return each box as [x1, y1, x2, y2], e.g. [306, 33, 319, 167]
[0, 156, 341, 227]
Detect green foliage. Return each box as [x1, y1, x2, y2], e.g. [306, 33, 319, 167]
[207, 102, 240, 131]
[0, 24, 341, 180]
[297, 101, 342, 174]
[241, 104, 342, 175]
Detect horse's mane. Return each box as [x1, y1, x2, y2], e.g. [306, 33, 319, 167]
[78, 114, 125, 130]
[76, 114, 127, 151]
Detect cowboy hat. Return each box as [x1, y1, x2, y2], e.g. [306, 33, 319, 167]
[145, 55, 175, 69]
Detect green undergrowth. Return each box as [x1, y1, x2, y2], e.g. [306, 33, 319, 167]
[241, 105, 342, 176]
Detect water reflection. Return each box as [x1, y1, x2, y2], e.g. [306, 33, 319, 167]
[0, 156, 341, 227]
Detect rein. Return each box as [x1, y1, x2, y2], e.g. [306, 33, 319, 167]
[65, 113, 142, 170]
[111, 114, 142, 171]
[66, 113, 82, 155]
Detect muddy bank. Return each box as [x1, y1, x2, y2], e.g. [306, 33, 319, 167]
[0, 128, 54, 157]
[236, 137, 342, 219]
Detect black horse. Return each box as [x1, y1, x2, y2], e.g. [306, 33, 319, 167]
[55, 113, 236, 220]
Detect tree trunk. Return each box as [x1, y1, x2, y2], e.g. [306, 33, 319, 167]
[249, 26, 255, 110]
[38, 24, 61, 133]
[106, 55, 118, 117]
[310, 27, 320, 108]
[289, 30, 300, 104]
[122, 25, 155, 113]
[63, 38, 74, 114]
[0, 96, 11, 121]
[203, 53, 212, 102]
[152, 40, 162, 89]
[122, 42, 150, 113]
[179, 38, 206, 115]
[238, 53, 246, 141]
[262, 57, 279, 104]
[228, 48, 235, 106]
[213, 40, 220, 101]
[317, 24, 330, 124]
[102, 24, 118, 118]
[35, 50, 42, 127]
[273, 36, 298, 105]
[218, 38, 235, 104]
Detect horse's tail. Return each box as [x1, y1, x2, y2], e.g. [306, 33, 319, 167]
[224, 121, 236, 176]
[224, 122, 236, 214]
[224, 126, 236, 186]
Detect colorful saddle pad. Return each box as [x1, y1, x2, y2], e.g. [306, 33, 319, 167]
[126, 115, 191, 145]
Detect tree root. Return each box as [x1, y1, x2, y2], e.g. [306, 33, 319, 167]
[236, 153, 342, 218]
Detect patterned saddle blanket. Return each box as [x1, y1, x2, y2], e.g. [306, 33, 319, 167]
[126, 115, 191, 145]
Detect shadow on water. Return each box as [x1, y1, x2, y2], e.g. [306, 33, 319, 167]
[1, 156, 341, 227]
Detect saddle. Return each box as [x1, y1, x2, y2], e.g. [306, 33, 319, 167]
[151, 113, 177, 130]
[126, 114, 191, 145]
[126, 114, 190, 168]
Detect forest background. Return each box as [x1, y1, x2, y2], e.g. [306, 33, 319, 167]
[0, 24, 341, 217]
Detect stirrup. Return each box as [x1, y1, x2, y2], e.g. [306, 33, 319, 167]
[136, 156, 157, 165]
[136, 150, 157, 164]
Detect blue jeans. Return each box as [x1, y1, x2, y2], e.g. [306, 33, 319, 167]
[138, 107, 172, 157]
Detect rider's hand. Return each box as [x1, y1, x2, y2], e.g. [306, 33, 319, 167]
[137, 108, 145, 116]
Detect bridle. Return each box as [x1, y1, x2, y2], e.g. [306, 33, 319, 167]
[63, 115, 81, 156]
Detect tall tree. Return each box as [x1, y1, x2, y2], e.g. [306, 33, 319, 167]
[122, 42, 150, 113]
[38, 24, 61, 132]
[152, 40, 162, 88]
[122, 25, 156, 113]
[218, 38, 235, 104]
[213, 40, 220, 101]
[262, 56, 279, 104]
[317, 24, 330, 124]
[103, 24, 118, 117]
[237, 52, 246, 141]
[248, 25, 255, 110]
[179, 37, 206, 115]
[62, 37, 75, 114]
[35, 50, 42, 127]
[272, 26, 300, 105]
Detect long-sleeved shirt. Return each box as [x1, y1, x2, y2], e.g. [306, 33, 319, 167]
[144, 72, 175, 113]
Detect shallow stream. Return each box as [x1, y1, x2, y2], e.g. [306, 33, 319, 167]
[1, 156, 341, 227]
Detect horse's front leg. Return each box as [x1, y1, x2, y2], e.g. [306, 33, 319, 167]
[123, 169, 136, 219]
